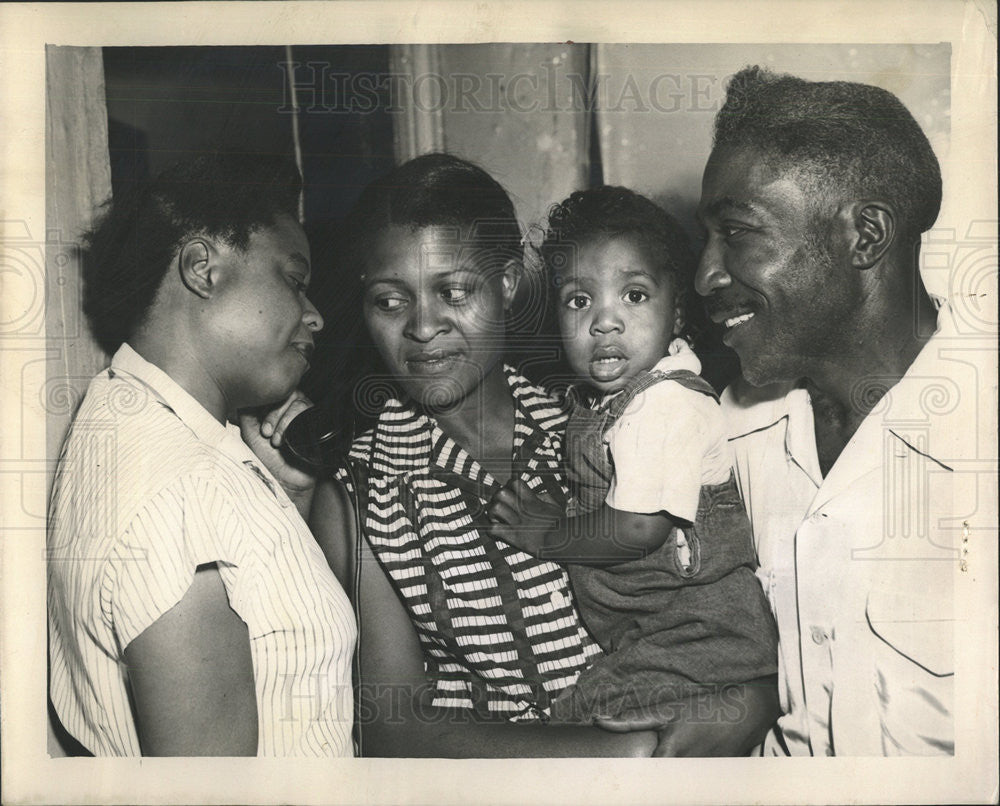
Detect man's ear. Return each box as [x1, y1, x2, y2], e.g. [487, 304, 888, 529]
[501, 259, 522, 311]
[178, 238, 216, 299]
[850, 201, 896, 269]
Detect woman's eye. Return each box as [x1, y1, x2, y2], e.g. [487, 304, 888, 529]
[624, 289, 649, 304]
[441, 286, 471, 304]
[373, 296, 406, 312]
[289, 276, 308, 293]
[565, 294, 591, 311]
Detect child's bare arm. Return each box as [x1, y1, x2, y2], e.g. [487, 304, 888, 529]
[486, 479, 675, 565]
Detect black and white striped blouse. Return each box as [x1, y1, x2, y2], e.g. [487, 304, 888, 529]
[346, 365, 602, 721]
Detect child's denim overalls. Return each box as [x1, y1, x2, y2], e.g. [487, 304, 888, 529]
[551, 368, 779, 722]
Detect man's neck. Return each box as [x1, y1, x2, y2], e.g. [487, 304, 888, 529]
[806, 290, 938, 476]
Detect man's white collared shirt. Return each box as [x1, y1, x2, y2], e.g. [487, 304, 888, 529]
[723, 303, 994, 755]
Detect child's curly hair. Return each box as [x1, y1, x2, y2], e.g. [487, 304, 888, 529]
[539, 185, 702, 346]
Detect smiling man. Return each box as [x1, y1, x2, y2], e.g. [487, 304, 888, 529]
[696, 67, 992, 755]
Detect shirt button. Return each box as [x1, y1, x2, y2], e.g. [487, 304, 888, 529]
[810, 627, 828, 645]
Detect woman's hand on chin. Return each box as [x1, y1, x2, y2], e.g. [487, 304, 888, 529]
[239, 390, 317, 516]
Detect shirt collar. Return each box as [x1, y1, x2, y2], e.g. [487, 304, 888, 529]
[367, 364, 564, 479]
[110, 344, 295, 507]
[653, 337, 702, 375]
[874, 299, 963, 428]
[110, 343, 238, 451]
[724, 301, 960, 444]
[722, 378, 802, 440]
[725, 301, 970, 508]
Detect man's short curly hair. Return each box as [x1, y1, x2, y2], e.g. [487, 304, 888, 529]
[541, 186, 698, 340]
[713, 65, 942, 237]
[82, 152, 302, 355]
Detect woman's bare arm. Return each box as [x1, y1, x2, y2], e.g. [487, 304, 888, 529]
[123, 563, 258, 756]
[310, 480, 357, 593]
[309, 480, 657, 758]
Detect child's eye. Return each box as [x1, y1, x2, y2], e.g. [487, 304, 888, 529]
[564, 294, 591, 311]
[623, 289, 649, 304]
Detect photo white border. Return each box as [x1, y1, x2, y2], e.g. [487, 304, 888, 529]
[2, 2, 997, 804]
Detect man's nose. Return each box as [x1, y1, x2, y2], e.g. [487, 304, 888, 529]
[694, 240, 732, 297]
[404, 297, 448, 342]
[303, 295, 324, 332]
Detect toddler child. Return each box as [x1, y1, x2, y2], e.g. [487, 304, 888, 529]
[487, 186, 778, 723]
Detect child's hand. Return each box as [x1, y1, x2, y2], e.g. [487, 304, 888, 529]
[486, 479, 563, 557]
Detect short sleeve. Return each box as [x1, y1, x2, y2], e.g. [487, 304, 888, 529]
[604, 380, 730, 521]
[107, 475, 238, 650]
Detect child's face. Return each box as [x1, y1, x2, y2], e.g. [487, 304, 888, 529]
[557, 233, 682, 394]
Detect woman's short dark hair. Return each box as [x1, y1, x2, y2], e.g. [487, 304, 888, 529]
[342, 152, 523, 276]
[329, 153, 531, 414]
[540, 186, 699, 342]
[82, 152, 302, 355]
[714, 65, 942, 237]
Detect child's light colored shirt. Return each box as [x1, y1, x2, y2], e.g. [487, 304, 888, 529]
[603, 338, 731, 521]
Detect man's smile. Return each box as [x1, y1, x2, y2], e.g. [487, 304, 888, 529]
[724, 312, 755, 329]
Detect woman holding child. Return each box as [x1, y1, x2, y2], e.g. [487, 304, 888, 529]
[309, 153, 779, 757]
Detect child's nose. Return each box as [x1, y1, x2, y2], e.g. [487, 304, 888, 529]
[590, 303, 624, 335]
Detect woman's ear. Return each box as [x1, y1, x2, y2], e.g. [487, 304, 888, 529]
[178, 238, 215, 299]
[501, 259, 522, 311]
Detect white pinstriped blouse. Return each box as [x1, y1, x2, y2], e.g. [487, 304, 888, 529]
[344, 366, 602, 721]
[47, 345, 356, 756]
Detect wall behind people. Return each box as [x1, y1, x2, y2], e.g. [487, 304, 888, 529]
[592, 43, 951, 268]
[44, 45, 112, 758]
